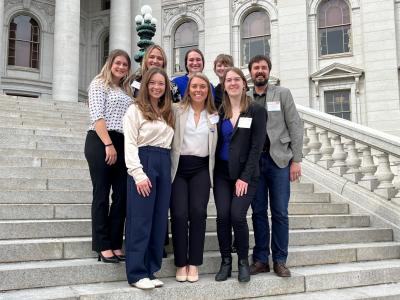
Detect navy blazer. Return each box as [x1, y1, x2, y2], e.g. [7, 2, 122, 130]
[216, 101, 266, 184]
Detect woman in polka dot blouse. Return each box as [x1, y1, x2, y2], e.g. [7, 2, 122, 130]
[84, 49, 133, 263]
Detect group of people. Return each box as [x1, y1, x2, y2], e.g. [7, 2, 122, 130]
[84, 44, 303, 290]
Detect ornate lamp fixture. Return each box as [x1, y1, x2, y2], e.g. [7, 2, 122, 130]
[134, 5, 157, 63]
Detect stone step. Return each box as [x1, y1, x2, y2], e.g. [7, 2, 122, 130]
[0, 120, 87, 130]
[0, 148, 85, 160]
[0, 157, 87, 168]
[0, 189, 329, 204]
[0, 179, 314, 193]
[4, 283, 400, 300]
[0, 115, 88, 126]
[0, 167, 89, 179]
[0, 140, 85, 152]
[0, 228, 393, 263]
[0, 134, 85, 144]
[0, 113, 89, 124]
[0, 126, 86, 138]
[0, 215, 370, 239]
[1, 258, 400, 294]
[257, 283, 400, 300]
[0, 102, 89, 112]
[0, 108, 89, 120]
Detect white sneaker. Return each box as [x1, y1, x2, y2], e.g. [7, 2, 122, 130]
[151, 278, 164, 287]
[132, 278, 155, 290]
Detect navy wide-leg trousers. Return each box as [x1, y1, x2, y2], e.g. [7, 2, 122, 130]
[125, 146, 171, 284]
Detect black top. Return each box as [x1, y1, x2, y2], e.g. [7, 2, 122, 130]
[214, 83, 223, 109]
[215, 101, 266, 183]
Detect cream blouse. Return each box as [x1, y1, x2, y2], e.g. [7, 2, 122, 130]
[123, 103, 174, 184]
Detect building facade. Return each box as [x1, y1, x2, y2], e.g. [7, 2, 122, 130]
[1, 0, 400, 135]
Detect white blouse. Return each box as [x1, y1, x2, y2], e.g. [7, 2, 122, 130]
[88, 78, 132, 133]
[180, 107, 209, 157]
[123, 103, 174, 184]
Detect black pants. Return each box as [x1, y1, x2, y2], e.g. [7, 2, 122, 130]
[213, 160, 258, 260]
[84, 130, 127, 252]
[171, 155, 210, 267]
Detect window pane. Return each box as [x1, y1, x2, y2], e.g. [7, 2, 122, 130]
[173, 21, 199, 73]
[15, 40, 31, 67]
[242, 11, 270, 38]
[174, 46, 194, 73]
[174, 21, 198, 47]
[318, 0, 351, 27]
[8, 15, 40, 69]
[324, 90, 351, 120]
[319, 25, 350, 55]
[243, 36, 270, 65]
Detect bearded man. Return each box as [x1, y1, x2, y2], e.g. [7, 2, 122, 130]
[246, 55, 303, 277]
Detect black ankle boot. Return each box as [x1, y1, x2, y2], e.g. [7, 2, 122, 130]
[215, 257, 232, 281]
[238, 259, 250, 282]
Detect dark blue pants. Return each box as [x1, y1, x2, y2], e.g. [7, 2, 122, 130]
[251, 153, 290, 264]
[125, 146, 171, 284]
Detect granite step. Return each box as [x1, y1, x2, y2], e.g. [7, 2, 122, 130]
[0, 228, 393, 262]
[0, 189, 331, 204]
[0, 167, 90, 179]
[0, 214, 370, 239]
[0, 126, 86, 138]
[0, 134, 85, 144]
[0, 149, 85, 160]
[0, 157, 87, 168]
[0, 179, 314, 193]
[0, 141, 84, 152]
[1, 259, 400, 295]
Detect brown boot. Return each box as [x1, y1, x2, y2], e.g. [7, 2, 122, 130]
[273, 262, 291, 277]
[249, 261, 270, 275]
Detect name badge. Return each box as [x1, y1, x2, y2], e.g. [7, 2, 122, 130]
[131, 80, 141, 90]
[238, 117, 252, 128]
[267, 101, 281, 112]
[209, 114, 219, 125]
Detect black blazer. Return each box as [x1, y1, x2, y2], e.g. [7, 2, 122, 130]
[216, 101, 266, 183]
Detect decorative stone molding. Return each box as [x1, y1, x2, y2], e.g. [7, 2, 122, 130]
[5, 0, 53, 33]
[232, 0, 278, 24]
[163, 1, 204, 31]
[308, 0, 360, 16]
[310, 63, 364, 97]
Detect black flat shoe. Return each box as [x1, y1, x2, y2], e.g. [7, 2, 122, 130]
[114, 254, 126, 261]
[98, 252, 119, 263]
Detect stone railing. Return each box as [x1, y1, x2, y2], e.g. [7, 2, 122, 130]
[297, 105, 400, 205]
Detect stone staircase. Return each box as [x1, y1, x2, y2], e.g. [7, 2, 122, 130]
[1, 95, 400, 299]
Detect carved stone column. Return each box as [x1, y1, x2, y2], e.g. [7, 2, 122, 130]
[343, 140, 362, 183]
[0, 0, 5, 93]
[305, 125, 322, 163]
[373, 152, 396, 199]
[330, 134, 348, 176]
[358, 145, 379, 191]
[110, 0, 131, 53]
[317, 130, 334, 169]
[52, 0, 80, 102]
[390, 159, 400, 205]
[302, 123, 311, 157]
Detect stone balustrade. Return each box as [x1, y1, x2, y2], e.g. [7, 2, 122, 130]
[297, 105, 400, 204]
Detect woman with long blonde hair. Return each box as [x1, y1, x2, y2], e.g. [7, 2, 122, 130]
[84, 49, 133, 263]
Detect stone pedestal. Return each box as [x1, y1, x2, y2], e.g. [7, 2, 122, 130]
[52, 0, 80, 102]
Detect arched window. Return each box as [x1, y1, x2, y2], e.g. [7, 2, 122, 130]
[318, 0, 351, 56]
[8, 15, 40, 69]
[241, 11, 270, 66]
[173, 21, 199, 73]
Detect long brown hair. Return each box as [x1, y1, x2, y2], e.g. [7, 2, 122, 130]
[221, 67, 251, 119]
[94, 49, 132, 97]
[181, 73, 216, 114]
[135, 67, 174, 128]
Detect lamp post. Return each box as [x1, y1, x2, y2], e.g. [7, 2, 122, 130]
[134, 5, 157, 64]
